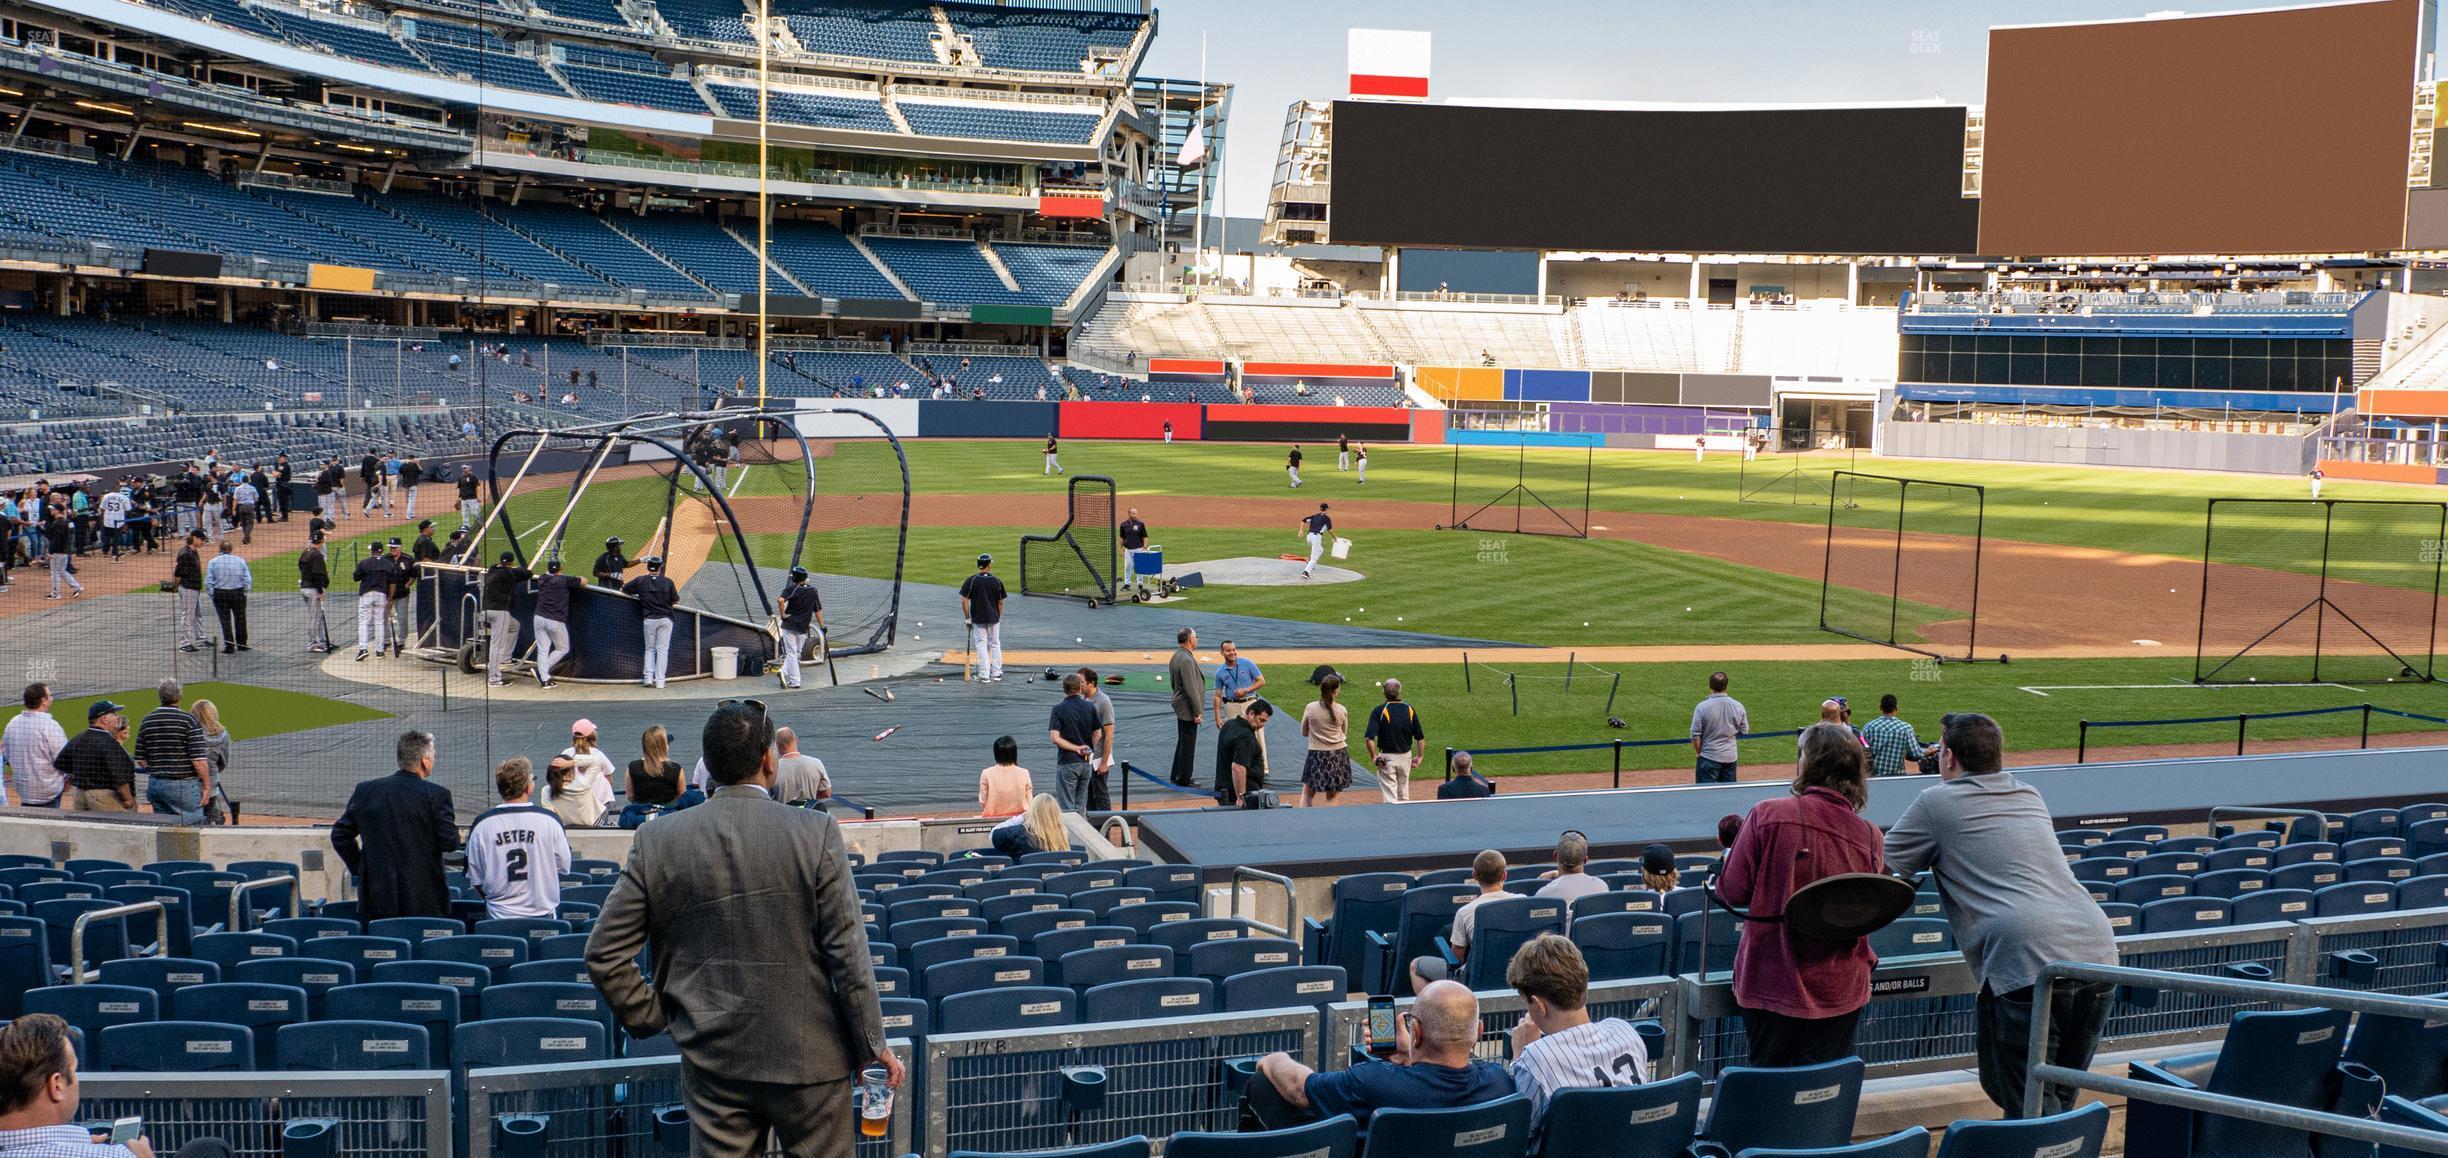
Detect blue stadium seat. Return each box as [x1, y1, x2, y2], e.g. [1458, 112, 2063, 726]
[1303, 873, 1411, 985]
[1672, 909, 1740, 976]
[33, 897, 129, 974]
[2190, 869, 2270, 900]
[1051, 944, 1171, 992]
[97, 1021, 254, 1072]
[2108, 825, 2169, 845]
[481, 982, 616, 1043]
[232, 957, 355, 1019]
[890, 916, 988, 950]
[299, 934, 415, 978]
[1111, 903, 1203, 935]
[1865, 918, 1954, 959]
[96, 957, 219, 1009]
[24, 985, 157, 1042]
[371, 961, 490, 1019]
[170, 982, 306, 1070]
[2129, 1007, 2352, 1157]
[1000, 908, 1095, 943]
[1186, 938, 1301, 986]
[2089, 841, 2154, 861]
[1539, 1074, 1701, 1158]
[2157, 837, 2217, 856]
[62, 859, 133, 878]
[474, 917, 572, 945]
[2397, 876, 2448, 913]
[2315, 882, 2398, 917]
[535, 933, 591, 962]
[910, 868, 992, 893]
[1568, 912, 1673, 982]
[368, 917, 461, 943]
[947, 1140, 1146, 1158]
[869, 966, 912, 1000]
[887, 897, 979, 927]
[866, 942, 900, 973]
[1662, 889, 1712, 916]
[2112, 875, 2192, 905]
[2273, 863, 2346, 892]
[936, 986, 1076, 1034]
[925, 956, 1046, 1001]
[327, 982, 461, 1066]
[1365, 1095, 1532, 1158]
[1733, 1129, 1931, 1157]
[137, 862, 211, 879]
[878, 997, 931, 1039]
[419, 933, 529, 983]
[1415, 869, 1474, 888]
[1166, 1113, 1354, 1158]
[1073, 888, 1158, 919]
[1221, 966, 1347, 1012]
[0, 916, 53, 1014]
[262, 917, 358, 943]
[1147, 918, 1249, 956]
[1123, 865, 1203, 908]
[1692, 1057, 1863, 1156]
[2068, 858, 2133, 884]
[505, 959, 594, 987]
[2274, 842, 2342, 867]
[965, 879, 1040, 904]
[2231, 889, 2316, 925]
[1932, 1102, 2108, 1158]
[1031, 927, 1135, 963]
[18, 881, 102, 905]
[165, 871, 250, 932]
[77, 871, 160, 891]
[2138, 898, 2231, 934]
[2408, 819, 2448, 860]
[0, 867, 68, 891]
[1568, 891, 1663, 922]
[2344, 837, 2411, 862]
[2094, 902, 2139, 937]
[1016, 850, 1087, 867]
[453, 1017, 608, 1069]
[2203, 848, 2275, 872]
[2348, 1006, 2448, 1102]
[2056, 829, 2108, 850]
[2133, 852, 2205, 878]
[190, 931, 297, 972]
[1044, 869, 1128, 897]
[2345, 810, 2404, 841]
[1081, 978, 1214, 1023]
[908, 934, 1022, 984]
[276, 1020, 432, 1071]
[2214, 830, 2280, 851]
[2351, 857, 2421, 884]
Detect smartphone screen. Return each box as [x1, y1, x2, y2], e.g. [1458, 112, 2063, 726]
[109, 1118, 142, 1145]
[1366, 997, 1397, 1055]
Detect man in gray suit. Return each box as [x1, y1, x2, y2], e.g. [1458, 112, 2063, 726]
[587, 701, 900, 1156]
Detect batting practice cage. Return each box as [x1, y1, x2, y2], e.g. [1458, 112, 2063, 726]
[1736, 438, 1860, 507]
[1022, 473, 1119, 604]
[2194, 498, 2448, 684]
[1819, 471, 1995, 662]
[1440, 442, 1594, 538]
[415, 406, 911, 682]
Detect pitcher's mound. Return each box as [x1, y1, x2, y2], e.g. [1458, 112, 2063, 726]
[1166, 557, 1361, 586]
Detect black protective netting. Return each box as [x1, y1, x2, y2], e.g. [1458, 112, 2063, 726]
[1820, 472, 1985, 660]
[1443, 443, 1592, 538]
[2196, 499, 2446, 684]
[1021, 474, 1116, 603]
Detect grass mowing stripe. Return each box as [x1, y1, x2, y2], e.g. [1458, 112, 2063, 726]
[0, 681, 393, 748]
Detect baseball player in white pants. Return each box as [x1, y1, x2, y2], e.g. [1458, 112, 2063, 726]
[1300, 503, 1332, 580]
[641, 617, 672, 687]
[357, 591, 388, 655]
[958, 553, 1008, 683]
[484, 609, 518, 685]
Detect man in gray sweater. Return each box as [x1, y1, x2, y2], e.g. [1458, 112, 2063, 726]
[1168, 628, 1206, 786]
[1883, 712, 2118, 1118]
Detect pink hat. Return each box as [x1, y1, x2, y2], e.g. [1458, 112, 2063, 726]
[571, 719, 597, 737]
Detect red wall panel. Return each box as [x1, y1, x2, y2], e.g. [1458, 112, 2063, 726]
[1240, 362, 1396, 380]
[1058, 401, 1204, 439]
[1217, 404, 1410, 425]
[1148, 358, 1228, 376]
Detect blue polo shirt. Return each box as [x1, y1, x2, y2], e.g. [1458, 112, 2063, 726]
[1215, 656, 1262, 702]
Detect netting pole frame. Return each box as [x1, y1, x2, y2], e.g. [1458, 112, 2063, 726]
[2191, 497, 2446, 685]
[1818, 469, 2000, 664]
[1019, 473, 1119, 605]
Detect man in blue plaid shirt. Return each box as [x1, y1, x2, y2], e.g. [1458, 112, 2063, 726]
[0, 1015, 232, 1158]
[1861, 694, 1930, 777]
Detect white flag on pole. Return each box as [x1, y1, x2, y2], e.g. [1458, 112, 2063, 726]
[1176, 120, 1208, 169]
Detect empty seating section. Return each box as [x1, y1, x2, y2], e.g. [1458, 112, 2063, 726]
[649, 0, 753, 42]
[379, 193, 610, 291]
[499, 206, 713, 299]
[263, 10, 429, 71]
[996, 242, 1106, 305]
[251, 189, 492, 283]
[770, 349, 923, 392]
[553, 62, 715, 112]
[950, 5, 1143, 73]
[775, 2, 940, 62]
[905, 353, 1060, 399]
[528, 0, 629, 28]
[863, 236, 1035, 305]
[895, 99, 1101, 143]
[611, 213, 768, 296]
[406, 31, 572, 95]
[765, 222, 906, 300]
[703, 83, 897, 131]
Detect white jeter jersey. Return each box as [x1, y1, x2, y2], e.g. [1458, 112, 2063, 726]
[463, 803, 572, 919]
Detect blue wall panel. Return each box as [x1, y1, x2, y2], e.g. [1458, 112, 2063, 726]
[1517, 369, 1593, 402]
[1896, 383, 2350, 414]
[1445, 429, 1605, 448]
[917, 400, 1060, 438]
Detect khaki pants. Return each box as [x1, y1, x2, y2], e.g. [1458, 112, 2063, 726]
[1376, 751, 1414, 803]
[1219, 699, 1251, 723]
[77, 788, 129, 811]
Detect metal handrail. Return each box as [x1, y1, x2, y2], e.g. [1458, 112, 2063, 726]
[2207, 806, 2331, 844]
[230, 875, 299, 931]
[1229, 866, 1296, 939]
[2028, 961, 2448, 1151]
[70, 902, 169, 982]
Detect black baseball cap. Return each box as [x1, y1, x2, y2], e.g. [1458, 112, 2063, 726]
[386, 538, 403, 548]
[645, 556, 663, 570]
[1641, 843, 1675, 875]
[87, 700, 124, 721]
[499, 551, 515, 564]
[788, 566, 809, 582]
[606, 536, 623, 546]
[419, 519, 434, 530]
[977, 553, 993, 566]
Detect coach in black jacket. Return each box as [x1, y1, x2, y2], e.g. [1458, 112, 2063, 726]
[331, 730, 460, 921]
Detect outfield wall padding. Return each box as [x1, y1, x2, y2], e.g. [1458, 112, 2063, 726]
[1058, 401, 1204, 439]
[1445, 429, 1607, 448]
[917, 400, 1060, 439]
[793, 398, 919, 438]
[1201, 403, 1411, 443]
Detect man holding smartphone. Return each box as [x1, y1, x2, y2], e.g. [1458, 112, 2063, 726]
[0, 1014, 234, 1158]
[1247, 980, 1513, 1130]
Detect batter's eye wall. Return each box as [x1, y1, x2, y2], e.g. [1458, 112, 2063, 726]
[1328, 100, 1981, 254]
[1977, 0, 2422, 257]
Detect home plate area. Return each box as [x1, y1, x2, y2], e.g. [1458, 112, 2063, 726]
[1165, 556, 1362, 585]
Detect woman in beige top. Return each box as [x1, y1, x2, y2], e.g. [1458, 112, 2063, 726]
[1299, 673, 1353, 807]
[977, 734, 1033, 818]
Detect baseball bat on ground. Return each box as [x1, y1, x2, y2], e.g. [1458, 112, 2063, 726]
[962, 622, 974, 683]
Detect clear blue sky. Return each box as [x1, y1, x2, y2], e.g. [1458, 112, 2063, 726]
[1138, 0, 2435, 216]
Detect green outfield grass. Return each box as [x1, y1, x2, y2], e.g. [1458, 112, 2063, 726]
[753, 526, 1950, 647]
[1293, 655, 2448, 780]
[0, 681, 392, 748]
[741, 438, 2427, 582]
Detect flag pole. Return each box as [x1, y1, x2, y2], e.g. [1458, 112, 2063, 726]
[1190, 30, 1206, 293]
[755, 0, 770, 414]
